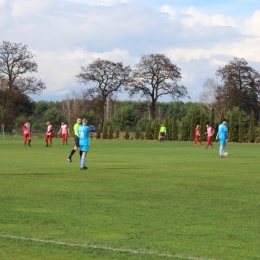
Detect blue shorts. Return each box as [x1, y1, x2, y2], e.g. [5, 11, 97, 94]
[219, 138, 227, 146]
[80, 145, 89, 152]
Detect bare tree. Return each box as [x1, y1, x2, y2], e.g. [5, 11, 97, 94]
[126, 54, 188, 120]
[199, 77, 219, 113]
[216, 57, 260, 120]
[77, 58, 131, 127]
[0, 41, 46, 94]
[0, 41, 46, 125]
[60, 91, 86, 126]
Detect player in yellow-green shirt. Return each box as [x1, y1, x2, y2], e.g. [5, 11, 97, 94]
[67, 118, 82, 162]
[159, 124, 166, 142]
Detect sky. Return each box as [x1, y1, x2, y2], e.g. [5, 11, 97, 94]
[0, 0, 260, 103]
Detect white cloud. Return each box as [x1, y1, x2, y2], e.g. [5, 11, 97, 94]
[211, 14, 236, 27]
[98, 0, 116, 6]
[245, 10, 260, 36]
[11, 0, 53, 18]
[33, 48, 135, 99]
[161, 5, 175, 18]
[0, 1, 260, 102]
[182, 6, 236, 27]
[0, 0, 7, 8]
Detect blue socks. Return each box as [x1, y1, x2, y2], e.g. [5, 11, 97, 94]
[219, 147, 225, 156]
[81, 156, 85, 168]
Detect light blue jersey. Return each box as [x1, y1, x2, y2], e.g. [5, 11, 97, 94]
[78, 125, 91, 146]
[218, 124, 228, 140]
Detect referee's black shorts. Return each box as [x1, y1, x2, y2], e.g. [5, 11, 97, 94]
[74, 136, 80, 147]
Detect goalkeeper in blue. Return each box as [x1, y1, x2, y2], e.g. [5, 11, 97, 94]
[78, 118, 96, 170]
[216, 119, 229, 158]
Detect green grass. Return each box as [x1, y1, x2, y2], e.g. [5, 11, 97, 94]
[0, 137, 259, 260]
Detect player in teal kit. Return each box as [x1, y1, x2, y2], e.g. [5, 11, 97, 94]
[216, 119, 229, 158]
[78, 118, 97, 170]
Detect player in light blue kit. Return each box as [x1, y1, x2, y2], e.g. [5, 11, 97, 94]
[216, 119, 229, 158]
[78, 118, 91, 170]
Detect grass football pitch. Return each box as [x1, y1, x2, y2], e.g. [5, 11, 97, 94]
[0, 137, 259, 260]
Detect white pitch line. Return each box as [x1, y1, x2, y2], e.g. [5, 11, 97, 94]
[0, 234, 218, 260]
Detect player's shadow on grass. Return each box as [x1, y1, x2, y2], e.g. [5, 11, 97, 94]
[0, 173, 55, 176]
[105, 167, 145, 170]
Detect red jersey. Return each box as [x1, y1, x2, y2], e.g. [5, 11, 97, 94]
[60, 124, 68, 134]
[194, 126, 200, 136]
[207, 127, 214, 137]
[23, 123, 31, 134]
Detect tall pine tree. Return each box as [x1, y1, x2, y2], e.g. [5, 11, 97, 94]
[145, 122, 151, 140]
[102, 122, 108, 139]
[153, 118, 160, 140]
[180, 118, 187, 141]
[124, 126, 130, 139]
[172, 114, 178, 140]
[108, 122, 114, 139]
[189, 111, 196, 141]
[210, 107, 216, 141]
[229, 110, 236, 142]
[163, 114, 169, 140]
[248, 110, 255, 143]
[210, 107, 215, 129]
[238, 110, 246, 143]
[96, 124, 101, 139]
[200, 110, 206, 141]
[135, 123, 140, 140]
[116, 128, 120, 139]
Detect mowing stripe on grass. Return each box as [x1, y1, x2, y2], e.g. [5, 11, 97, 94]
[0, 234, 218, 260]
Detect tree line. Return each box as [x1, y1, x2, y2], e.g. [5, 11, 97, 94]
[0, 41, 260, 142]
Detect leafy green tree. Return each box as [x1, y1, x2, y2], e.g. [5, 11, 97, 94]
[102, 122, 108, 139]
[124, 126, 130, 140]
[180, 118, 188, 141]
[248, 111, 255, 143]
[145, 122, 151, 140]
[172, 114, 178, 140]
[78, 110, 99, 127]
[238, 110, 246, 143]
[113, 105, 137, 131]
[138, 116, 150, 132]
[43, 107, 66, 129]
[34, 101, 48, 119]
[108, 121, 114, 139]
[135, 123, 140, 140]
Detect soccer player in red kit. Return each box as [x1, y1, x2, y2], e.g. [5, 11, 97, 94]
[58, 122, 70, 145]
[194, 124, 203, 146]
[45, 121, 53, 147]
[23, 120, 32, 147]
[205, 123, 214, 149]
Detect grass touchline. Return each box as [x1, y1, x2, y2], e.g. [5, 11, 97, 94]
[0, 234, 219, 260]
